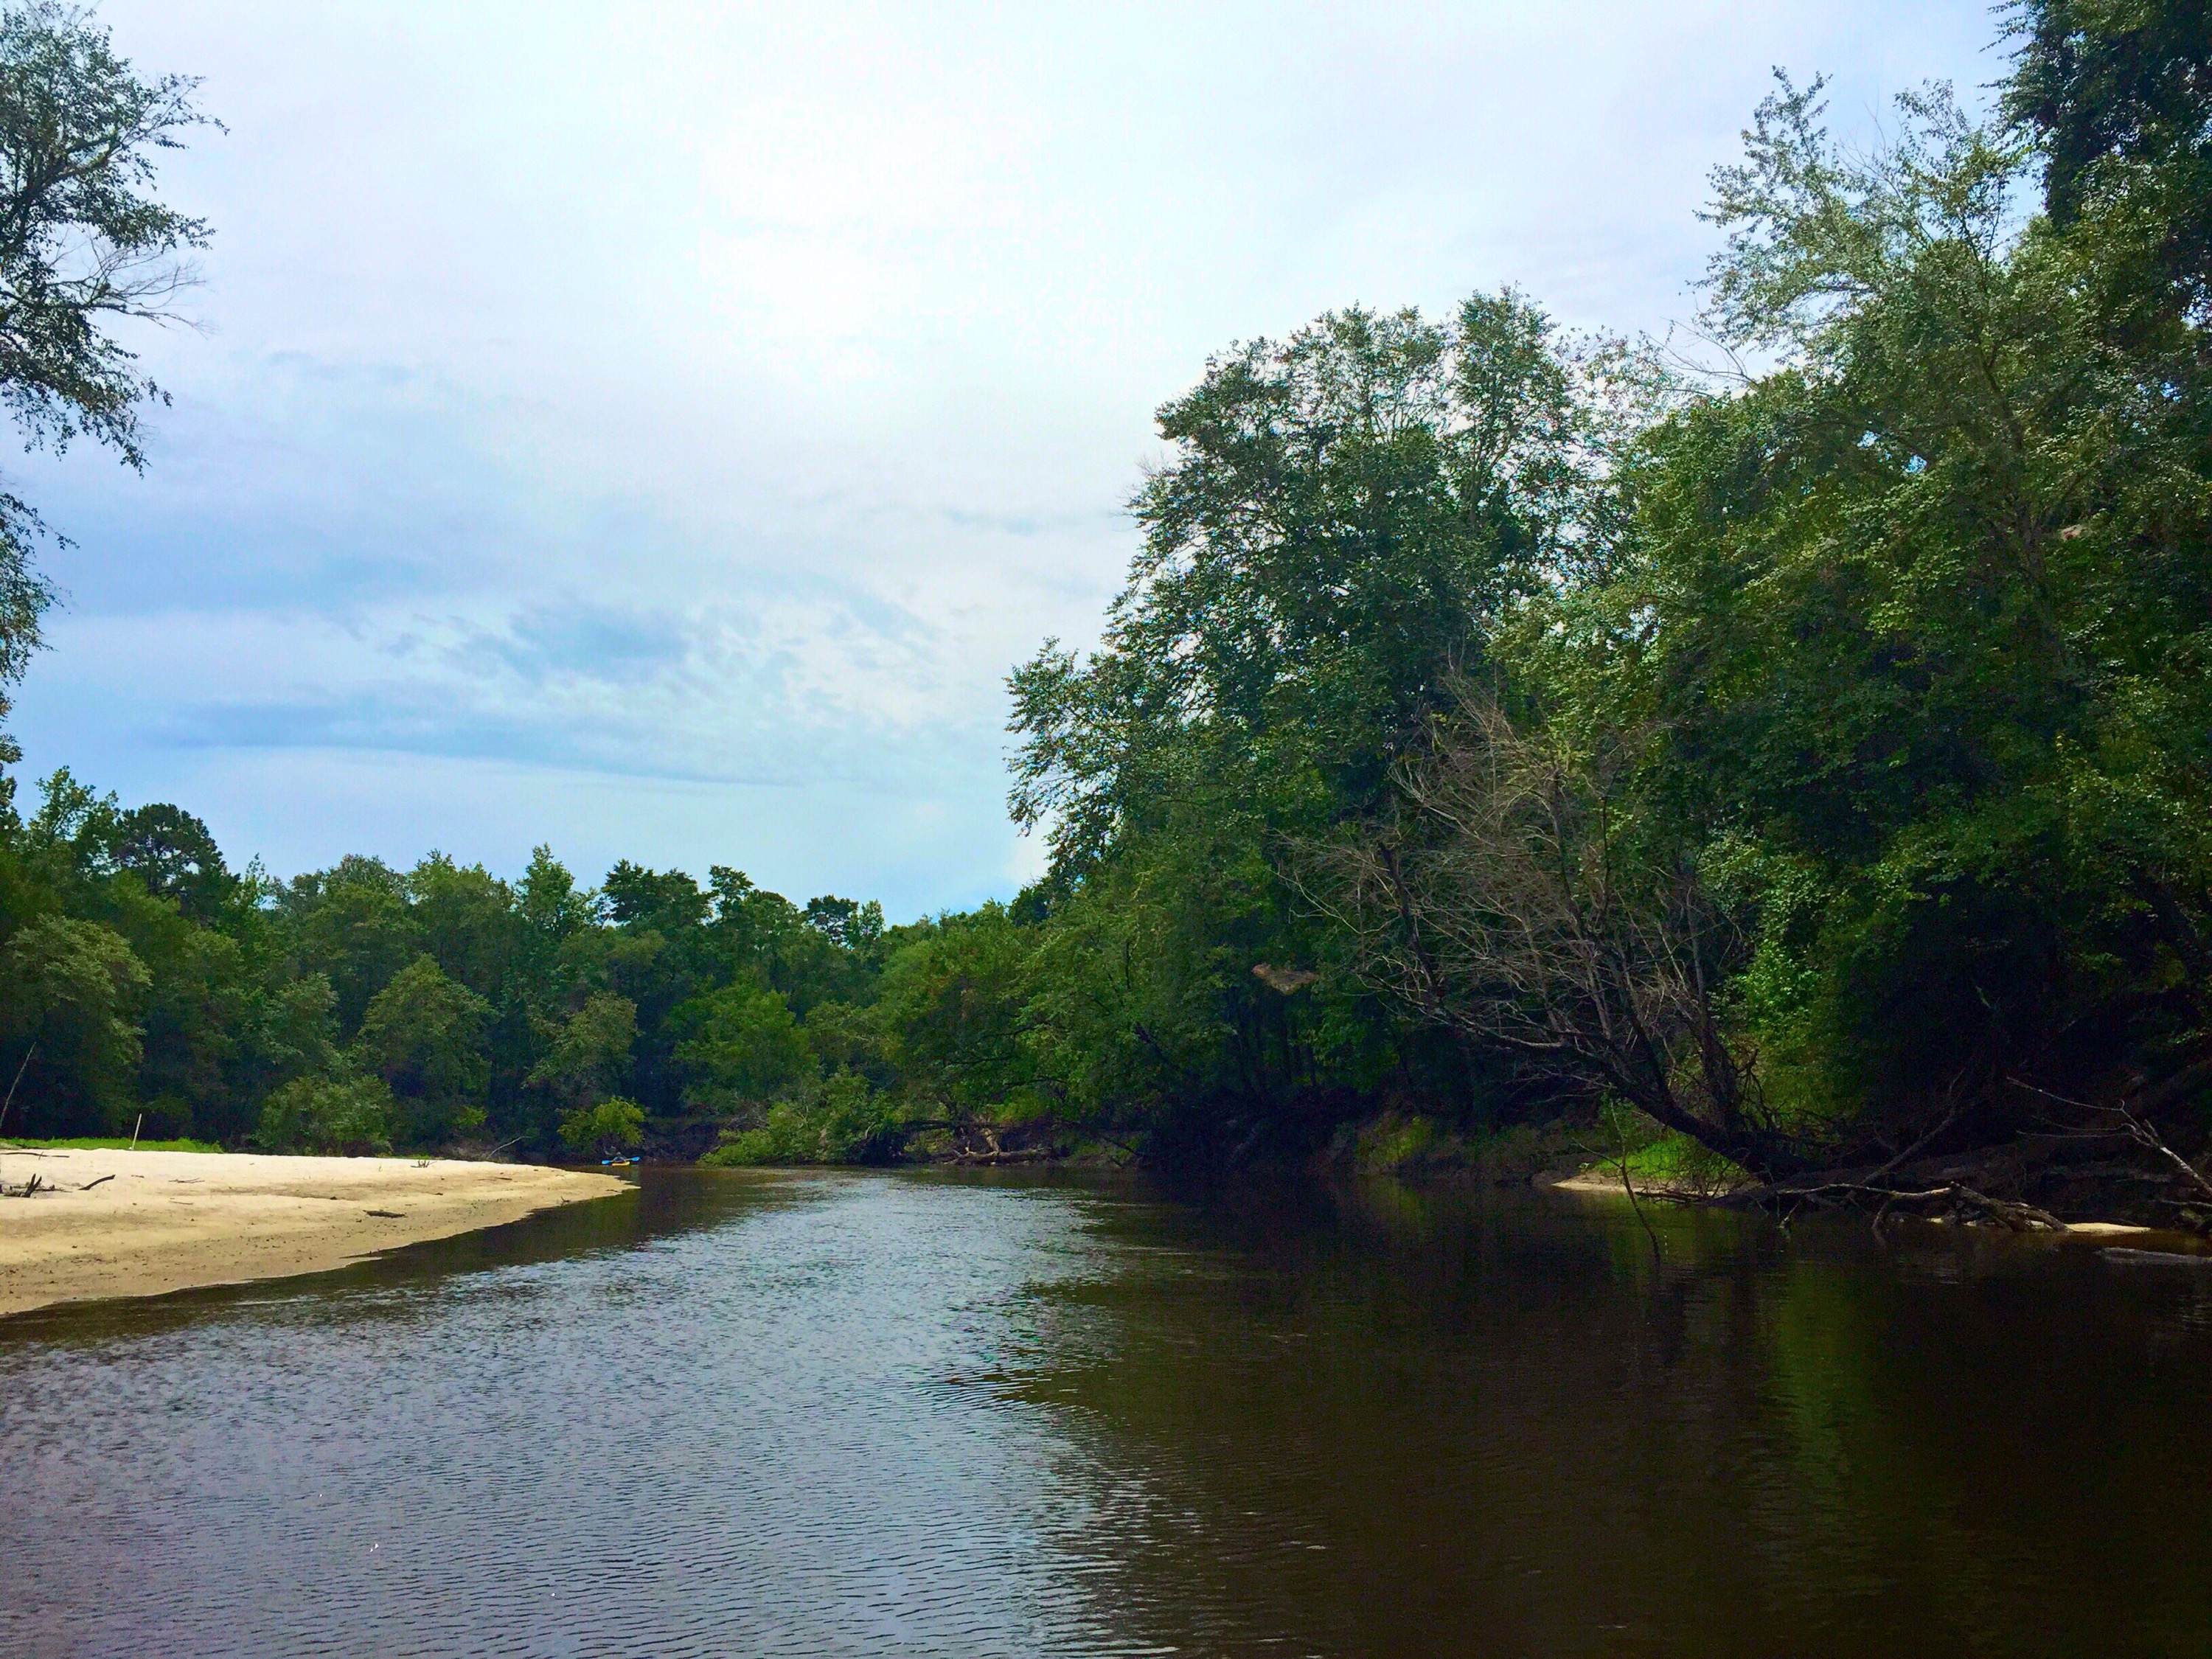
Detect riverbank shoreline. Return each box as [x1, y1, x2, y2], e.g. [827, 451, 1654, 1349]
[0, 1148, 627, 1318]
[1543, 1168, 2212, 1244]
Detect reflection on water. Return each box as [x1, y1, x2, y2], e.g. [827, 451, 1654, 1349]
[3, 1169, 2210, 1657]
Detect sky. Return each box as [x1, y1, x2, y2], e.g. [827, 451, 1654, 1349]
[7, 0, 2008, 919]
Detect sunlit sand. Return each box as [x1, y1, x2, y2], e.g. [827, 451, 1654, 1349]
[0, 1149, 624, 1318]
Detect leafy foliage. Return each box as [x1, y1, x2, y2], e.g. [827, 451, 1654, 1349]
[255, 1074, 395, 1156]
[671, 983, 808, 1114]
[700, 1072, 897, 1166]
[558, 1094, 645, 1158]
[0, 911, 146, 1128]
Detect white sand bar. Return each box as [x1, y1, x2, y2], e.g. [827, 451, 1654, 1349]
[0, 1148, 626, 1318]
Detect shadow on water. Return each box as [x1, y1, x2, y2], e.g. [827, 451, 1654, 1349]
[3, 1167, 2210, 1657]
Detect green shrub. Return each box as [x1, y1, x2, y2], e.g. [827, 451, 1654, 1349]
[558, 1095, 645, 1158]
[255, 1074, 397, 1155]
[1587, 1118, 1747, 1193]
[701, 1071, 898, 1166]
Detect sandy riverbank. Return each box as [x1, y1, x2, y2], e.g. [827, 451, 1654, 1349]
[0, 1147, 627, 1318]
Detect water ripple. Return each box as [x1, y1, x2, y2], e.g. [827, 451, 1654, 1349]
[3, 1169, 2210, 1657]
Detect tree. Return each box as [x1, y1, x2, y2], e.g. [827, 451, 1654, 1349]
[515, 844, 592, 961]
[1303, 695, 1789, 1171]
[248, 972, 342, 1089]
[529, 990, 636, 1110]
[18, 763, 116, 880]
[700, 1071, 896, 1166]
[671, 981, 809, 1115]
[407, 852, 521, 1001]
[1663, 71, 2212, 1137]
[355, 954, 492, 1144]
[119, 900, 250, 1140]
[557, 1094, 644, 1159]
[256, 1073, 395, 1156]
[2007, 0, 2212, 323]
[0, 911, 146, 1131]
[703, 866, 879, 1013]
[875, 906, 1040, 1127]
[106, 801, 235, 919]
[0, 3, 215, 738]
[280, 856, 422, 1031]
[3, 1, 2205, 1188]
[1011, 291, 1625, 877]
[998, 293, 1624, 1157]
[802, 894, 885, 955]
[601, 860, 709, 935]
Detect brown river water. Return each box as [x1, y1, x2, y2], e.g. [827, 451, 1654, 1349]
[2, 1168, 2209, 1658]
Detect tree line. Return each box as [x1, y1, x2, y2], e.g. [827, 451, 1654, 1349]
[0, 777, 929, 1160]
[4, 2, 2211, 1181]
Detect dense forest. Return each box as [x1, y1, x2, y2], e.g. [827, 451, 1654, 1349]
[4, 2, 2212, 1194]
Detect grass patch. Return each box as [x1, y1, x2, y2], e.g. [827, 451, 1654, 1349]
[1590, 1130, 1746, 1192]
[1332, 1113, 1590, 1182]
[0, 1135, 224, 1153]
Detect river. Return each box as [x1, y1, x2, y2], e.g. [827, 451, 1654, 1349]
[2, 1169, 2208, 1657]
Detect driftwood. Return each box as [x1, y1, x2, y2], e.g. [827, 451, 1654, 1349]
[1731, 1178, 2067, 1232]
[1713, 1071, 2212, 1231]
[900, 1121, 1060, 1165]
[2089, 1103, 2212, 1203]
[79, 1173, 115, 1191]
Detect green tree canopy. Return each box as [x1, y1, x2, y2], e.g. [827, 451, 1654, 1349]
[529, 990, 638, 1110]
[672, 981, 810, 1115]
[557, 1093, 644, 1158]
[0, 911, 146, 1131]
[355, 954, 493, 1141]
[1011, 291, 1624, 877]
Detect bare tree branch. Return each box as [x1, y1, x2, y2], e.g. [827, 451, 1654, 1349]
[1293, 687, 1812, 1175]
